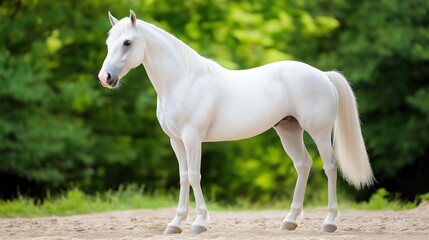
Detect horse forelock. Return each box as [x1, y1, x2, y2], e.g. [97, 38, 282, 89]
[107, 18, 137, 42]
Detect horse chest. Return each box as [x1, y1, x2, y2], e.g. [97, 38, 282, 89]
[155, 93, 215, 139]
[156, 104, 183, 138]
[156, 97, 197, 138]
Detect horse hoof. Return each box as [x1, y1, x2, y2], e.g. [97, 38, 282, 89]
[164, 225, 182, 234]
[280, 221, 298, 231]
[322, 223, 337, 233]
[189, 225, 207, 234]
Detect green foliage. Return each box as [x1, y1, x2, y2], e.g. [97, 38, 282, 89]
[0, 185, 176, 217]
[418, 192, 429, 202]
[351, 188, 416, 210]
[0, 0, 173, 197]
[0, 0, 341, 202]
[0, 29, 93, 189]
[1, 186, 426, 218]
[306, 0, 429, 198]
[1, 0, 428, 205]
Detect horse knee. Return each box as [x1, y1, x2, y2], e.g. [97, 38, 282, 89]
[188, 174, 201, 187]
[294, 158, 312, 175]
[323, 162, 337, 175]
[180, 174, 189, 186]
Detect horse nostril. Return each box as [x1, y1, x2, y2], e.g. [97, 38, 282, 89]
[105, 72, 118, 86]
[106, 73, 114, 85]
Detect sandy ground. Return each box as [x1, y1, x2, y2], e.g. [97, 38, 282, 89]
[1, 202, 428, 240]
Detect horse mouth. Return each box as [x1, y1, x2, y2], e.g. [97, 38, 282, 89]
[108, 78, 119, 88]
[100, 78, 119, 89]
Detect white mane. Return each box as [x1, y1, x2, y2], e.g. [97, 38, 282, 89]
[110, 17, 222, 75]
[141, 21, 222, 75]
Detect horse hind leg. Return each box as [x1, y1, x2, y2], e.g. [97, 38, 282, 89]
[274, 117, 312, 231]
[307, 129, 339, 233]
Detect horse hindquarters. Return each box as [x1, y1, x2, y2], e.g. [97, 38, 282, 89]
[276, 69, 340, 232]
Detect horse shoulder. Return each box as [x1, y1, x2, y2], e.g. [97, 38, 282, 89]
[155, 76, 220, 139]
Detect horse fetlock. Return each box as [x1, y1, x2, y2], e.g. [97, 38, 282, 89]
[176, 208, 189, 221]
[196, 206, 208, 216]
[289, 205, 303, 216]
[192, 214, 208, 231]
[322, 207, 339, 232]
[328, 206, 339, 213]
[284, 209, 302, 224]
[322, 216, 337, 232]
[281, 208, 300, 231]
[327, 206, 339, 220]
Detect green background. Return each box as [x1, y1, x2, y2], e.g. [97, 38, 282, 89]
[1, 0, 429, 204]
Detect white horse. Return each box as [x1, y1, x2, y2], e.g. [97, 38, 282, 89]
[98, 11, 374, 234]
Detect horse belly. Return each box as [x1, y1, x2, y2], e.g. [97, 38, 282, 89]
[204, 89, 289, 142]
[204, 118, 281, 142]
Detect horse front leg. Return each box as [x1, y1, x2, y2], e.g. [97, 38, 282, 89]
[182, 130, 209, 234]
[164, 138, 189, 234]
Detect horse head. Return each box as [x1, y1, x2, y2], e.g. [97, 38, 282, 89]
[98, 10, 145, 89]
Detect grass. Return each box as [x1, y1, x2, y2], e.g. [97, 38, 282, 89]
[0, 185, 177, 218]
[0, 186, 427, 218]
[346, 188, 418, 210]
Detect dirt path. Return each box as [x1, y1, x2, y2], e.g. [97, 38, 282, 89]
[1, 202, 428, 240]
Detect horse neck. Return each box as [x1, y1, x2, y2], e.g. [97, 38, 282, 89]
[138, 21, 218, 96]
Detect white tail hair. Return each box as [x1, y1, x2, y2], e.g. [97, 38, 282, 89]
[327, 71, 375, 189]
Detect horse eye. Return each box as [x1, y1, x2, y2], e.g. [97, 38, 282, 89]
[123, 40, 132, 46]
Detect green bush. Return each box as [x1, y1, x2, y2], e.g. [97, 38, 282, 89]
[1, 0, 428, 204]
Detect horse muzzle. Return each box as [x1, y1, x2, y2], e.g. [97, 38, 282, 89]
[98, 71, 119, 88]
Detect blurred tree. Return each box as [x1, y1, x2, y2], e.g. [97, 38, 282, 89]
[0, 0, 339, 203]
[0, 0, 173, 197]
[303, 0, 429, 200]
[1, 0, 427, 204]
[0, 1, 96, 198]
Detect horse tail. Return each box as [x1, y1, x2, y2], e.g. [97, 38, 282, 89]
[326, 71, 375, 189]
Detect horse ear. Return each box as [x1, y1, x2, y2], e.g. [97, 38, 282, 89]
[108, 11, 118, 27]
[130, 10, 137, 26]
